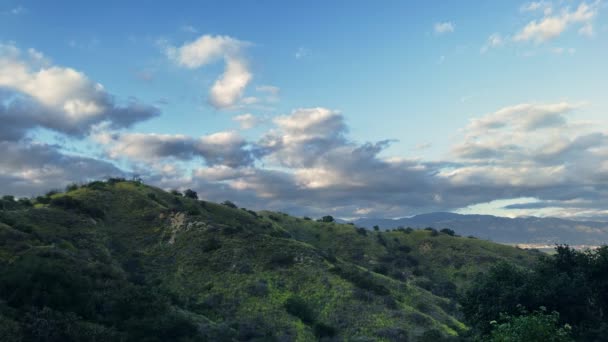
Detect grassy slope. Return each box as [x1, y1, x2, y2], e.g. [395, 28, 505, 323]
[0, 180, 540, 341]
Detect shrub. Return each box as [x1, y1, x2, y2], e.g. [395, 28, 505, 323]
[319, 215, 334, 223]
[202, 236, 222, 252]
[284, 296, 315, 324]
[376, 234, 387, 246]
[183, 189, 198, 199]
[246, 280, 269, 297]
[356, 227, 368, 236]
[489, 309, 573, 342]
[35, 196, 51, 204]
[440, 228, 456, 236]
[373, 225, 380, 231]
[398, 245, 412, 253]
[332, 267, 390, 296]
[106, 177, 126, 184]
[314, 322, 336, 338]
[49, 196, 104, 219]
[170, 190, 182, 197]
[222, 200, 237, 209]
[269, 251, 295, 268]
[65, 183, 79, 192]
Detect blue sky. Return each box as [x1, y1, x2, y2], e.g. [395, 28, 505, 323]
[1, 1, 608, 219]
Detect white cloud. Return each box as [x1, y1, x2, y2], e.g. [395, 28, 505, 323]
[434, 21, 455, 34]
[0, 43, 158, 139]
[209, 58, 252, 109]
[256, 85, 280, 96]
[101, 130, 254, 168]
[578, 23, 594, 36]
[514, 2, 598, 43]
[233, 113, 264, 129]
[165, 35, 252, 109]
[520, 1, 552, 14]
[481, 33, 504, 53]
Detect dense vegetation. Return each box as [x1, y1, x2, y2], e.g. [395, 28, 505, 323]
[461, 245, 608, 341]
[0, 179, 554, 341]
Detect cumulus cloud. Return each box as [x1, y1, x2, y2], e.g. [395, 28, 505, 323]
[100, 130, 254, 168]
[165, 35, 252, 109]
[2, 46, 607, 224]
[434, 22, 455, 34]
[514, 2, 598, 43]
[0, 140, 124, 197]
[0, 43, 159, 140]
[78, 101, 606, 219]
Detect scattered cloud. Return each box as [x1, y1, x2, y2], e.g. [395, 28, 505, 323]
[256, 85, 280, 96]
[233, 113, 265, 130]
[295, 47, 311, 59]
[0, 43, 159, 141]
[1, 6, 26, 15]
[520, 1, 552, 15]
[578, 23, 594, 36]
[180, 25, 198, 33]
[434, 21, 455, 34]
[481, 33, 504, 53]
[514, 2, 598, 43]
[164, 35, 252, 109]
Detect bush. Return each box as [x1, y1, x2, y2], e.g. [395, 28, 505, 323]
[49, 196, 105, 219]
[314, 322, 336, 338]
[356, 227, 368, 236]
[284, 296, 315, 324]
[440, 228, 455, 236]
[183, 189, 198, 199]
[65, 183, 79, 192]
[319, 215, 334, 223]
[106, 177, 126, 185]
[489, 309, 573, 342]
[332, 266, 390, 296]
[398, 245, 412, 253]
[222, 200, 237, 209]
[373, 225, 380, 231]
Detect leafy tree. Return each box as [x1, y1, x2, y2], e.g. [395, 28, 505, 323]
[320, 215, 334, 223]
[373, 225, 380, 231]
[183, 189, 198, 199]
[222, 200, 237, 208]
[461, 245, 608, 340]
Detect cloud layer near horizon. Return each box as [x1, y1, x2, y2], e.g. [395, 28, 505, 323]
[2, 35, 608, 220]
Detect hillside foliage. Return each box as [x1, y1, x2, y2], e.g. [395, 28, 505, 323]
[0, 180, 545, 341]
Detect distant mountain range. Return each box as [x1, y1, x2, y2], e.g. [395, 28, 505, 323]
[353, 212, 608, 245]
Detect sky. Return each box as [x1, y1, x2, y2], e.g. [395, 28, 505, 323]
[1, 0, 608, 220]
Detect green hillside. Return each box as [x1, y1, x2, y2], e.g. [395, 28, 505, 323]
[0, 180, 540, 341]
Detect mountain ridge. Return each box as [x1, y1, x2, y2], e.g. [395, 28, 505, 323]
[354, 212, 608, 245]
